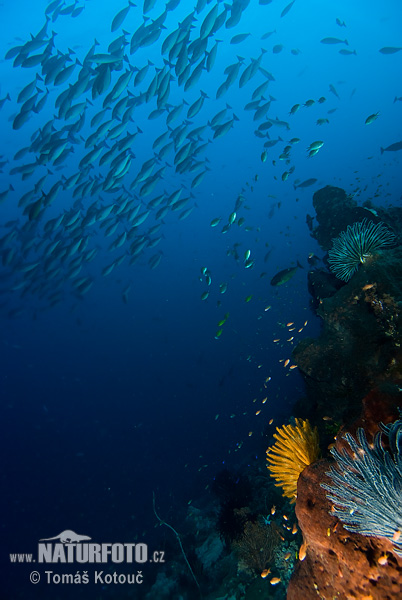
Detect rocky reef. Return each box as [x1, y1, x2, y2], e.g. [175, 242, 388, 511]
[290, 185, 402, 598]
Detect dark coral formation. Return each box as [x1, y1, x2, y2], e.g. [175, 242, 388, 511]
[233, 518, 282, 575]
[294, 245, 402, 437]
[307, 185, 399, 250]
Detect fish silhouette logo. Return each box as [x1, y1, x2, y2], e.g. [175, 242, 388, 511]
[39, 530, 92, 544]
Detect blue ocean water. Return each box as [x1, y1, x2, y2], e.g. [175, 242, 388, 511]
[0, 0, 401, 597]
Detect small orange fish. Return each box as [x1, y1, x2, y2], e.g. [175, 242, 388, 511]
[284, 359, 290, 367]
[362, 283, 374, 291]
[270, 577, 281, 585]
[299, 541, 307, 561]
[248, 431, 253, 437]
[271, 505, 276, 515]
[298, 327, 303, 332]
[256, 410, 261, 416]
[322, 416, 332, 421]
[287, 336, 294, 341]
[284, 552, 291, 561]
[273, 338, 280, 342]
[261, 568, 271, 578]
[291, 523, 298, 534]
[269, 418, 274, 425]
[304, 320, 308, 326]
[393, 530, 401, 542]
[262, 397, 267, 403]
[283, 514, 288, 521]
[288, 327, 296, 331]
[286, 322, 294, 326]
[289, 364, 297, 370]
[378, 554, 388, 566]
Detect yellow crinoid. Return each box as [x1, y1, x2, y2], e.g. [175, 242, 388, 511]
[266, 418, 320, 503]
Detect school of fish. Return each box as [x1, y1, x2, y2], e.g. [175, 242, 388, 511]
[0, 0, 400, 318]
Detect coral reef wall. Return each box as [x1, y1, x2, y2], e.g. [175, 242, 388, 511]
[288, 186, 402, 598]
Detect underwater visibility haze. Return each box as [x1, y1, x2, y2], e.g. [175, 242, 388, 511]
[1, 0, 402, 598]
